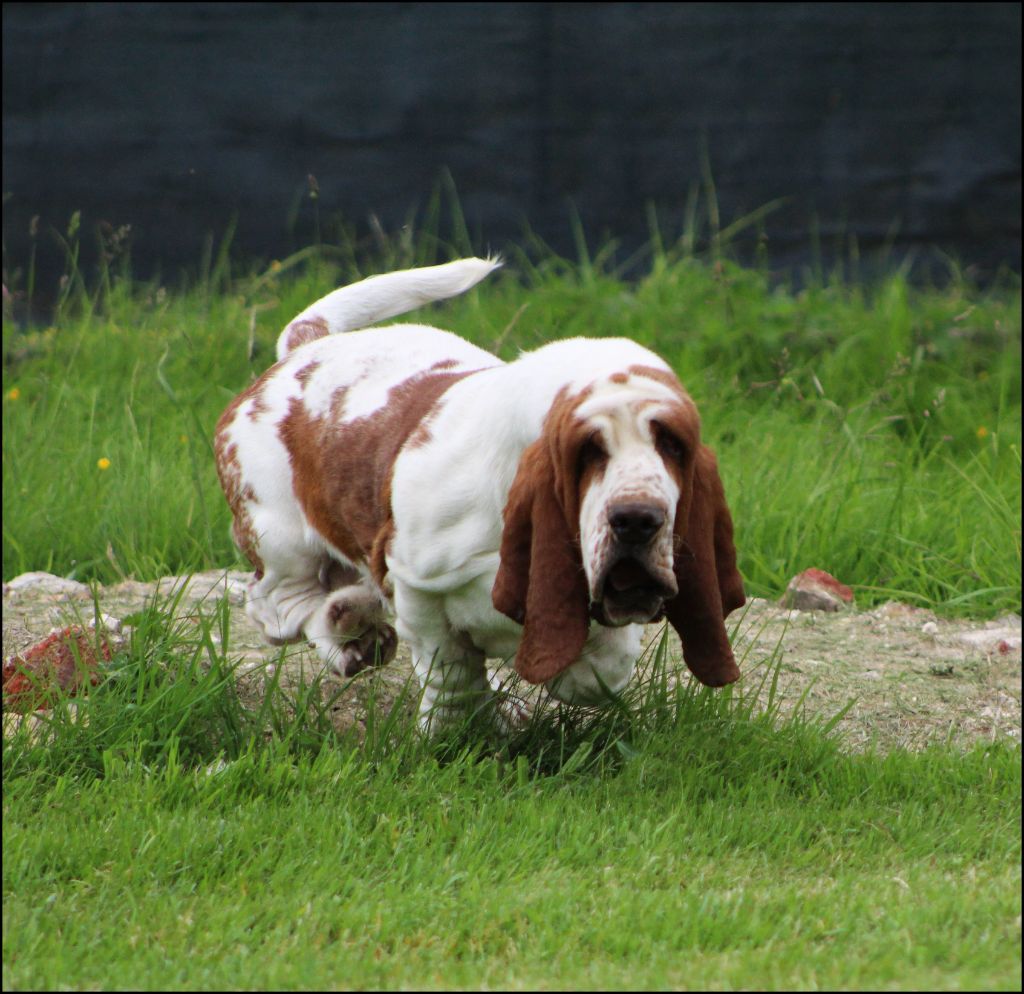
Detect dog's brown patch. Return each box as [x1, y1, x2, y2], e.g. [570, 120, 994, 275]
[277, 366, 478, 587]
[281, 316, 330, 355]
[214, 370, 279, 574]
[407, 360, 479, 448]
[295, 359, 322, 389]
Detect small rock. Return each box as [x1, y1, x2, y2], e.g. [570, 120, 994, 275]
[921, 621, 939, 636]
[151, 570, 249, 605]
[3, 626, 113, 713]
[955, 629, 1022, 654]
[2, 572, 91, 600]
[780, 569, 854, 612]
[87, 613, 122, 634]
[3, 709, 49, 743]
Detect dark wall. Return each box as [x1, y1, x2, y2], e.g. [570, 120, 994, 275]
[3, 2, 1021, 297]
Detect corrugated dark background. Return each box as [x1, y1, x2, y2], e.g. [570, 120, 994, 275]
[3, 1, 1021, 297]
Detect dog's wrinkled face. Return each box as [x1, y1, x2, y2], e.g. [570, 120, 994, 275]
[574, 374, 700, 627]
[493, 360, 741, 689]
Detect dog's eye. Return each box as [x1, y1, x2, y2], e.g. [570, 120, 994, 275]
[654, 425, 687, 463]
[578, 434, 607, 474]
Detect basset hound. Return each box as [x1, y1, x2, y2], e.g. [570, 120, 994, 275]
[215, 258, 745, 729]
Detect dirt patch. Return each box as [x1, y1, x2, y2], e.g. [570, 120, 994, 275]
[3, 570, 1020, 752]
[729, 597, 1020, 750]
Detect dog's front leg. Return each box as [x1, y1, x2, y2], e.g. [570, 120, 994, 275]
[393, 583, 492, 733]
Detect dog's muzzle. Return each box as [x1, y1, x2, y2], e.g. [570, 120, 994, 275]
[591, 500, 678, 625]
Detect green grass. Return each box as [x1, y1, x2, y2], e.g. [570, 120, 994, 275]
[5, 742, 1019, 990]
[3, 599, 1021, 990]
[3, 218, 1021, 989]
[3, 230, 1020, 615]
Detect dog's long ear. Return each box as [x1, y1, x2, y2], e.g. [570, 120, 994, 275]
[492, 438, 591, 684]
[663, 445, 744, 686]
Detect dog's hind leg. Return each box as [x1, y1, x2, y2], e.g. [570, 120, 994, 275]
[244, 569, 324, 647]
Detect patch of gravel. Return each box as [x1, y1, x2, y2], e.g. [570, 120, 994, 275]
[729, 598, 1020, 751]
[3, 570, 1020, 752]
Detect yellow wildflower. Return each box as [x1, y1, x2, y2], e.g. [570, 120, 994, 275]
[976, 426, 989, 439]
[6, 387, 20, 401]
[97, 457, 111, 471]
[270, 260, 282, 274]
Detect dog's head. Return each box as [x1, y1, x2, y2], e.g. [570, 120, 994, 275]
[492, 365, 744, 688]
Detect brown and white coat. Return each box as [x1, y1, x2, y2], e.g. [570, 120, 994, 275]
[215, 259, 745, 730]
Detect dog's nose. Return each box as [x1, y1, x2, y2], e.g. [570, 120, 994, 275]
[608, 502, 666, 545]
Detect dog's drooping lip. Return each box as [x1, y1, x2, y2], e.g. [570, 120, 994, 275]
[590, 556, 678, 626]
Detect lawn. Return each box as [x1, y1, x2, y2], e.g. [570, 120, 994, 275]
[3, 220, 1021, 989]
[3, 609, 1020, 990]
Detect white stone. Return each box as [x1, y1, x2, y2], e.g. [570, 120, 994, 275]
[87, 613, 122, 633]
[2, 572, 91, 598]
[956, 629, 1022, 652]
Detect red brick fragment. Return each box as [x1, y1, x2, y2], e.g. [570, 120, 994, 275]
[2, 626, 111, 713]
[781, 569, 855, 612]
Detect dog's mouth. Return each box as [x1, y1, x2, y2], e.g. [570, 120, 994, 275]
[591, 557, 678, 626]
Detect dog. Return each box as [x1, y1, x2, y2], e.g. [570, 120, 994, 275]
[215, 258, 744, 729]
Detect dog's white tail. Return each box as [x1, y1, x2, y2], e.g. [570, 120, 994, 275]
[276, 256, 501, 360]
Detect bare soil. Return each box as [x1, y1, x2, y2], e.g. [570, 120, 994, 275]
[3, 570, 1020, 752]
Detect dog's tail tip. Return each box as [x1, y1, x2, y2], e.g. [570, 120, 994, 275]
[445, 254, 503, 290]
